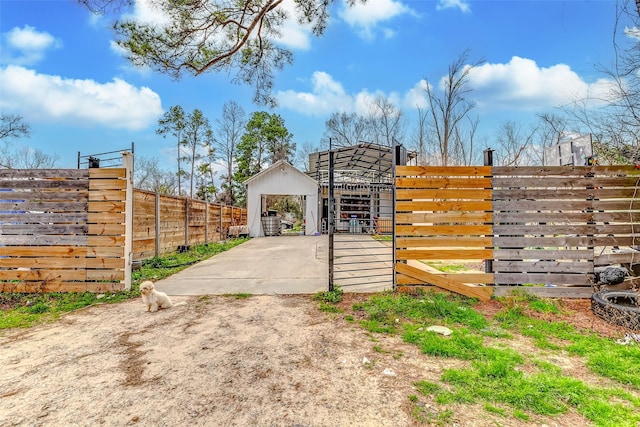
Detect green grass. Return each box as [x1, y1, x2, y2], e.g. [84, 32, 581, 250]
[0, 238, 249, 331]
[425, 262, 469, 273]
[351, 289, 640, 426]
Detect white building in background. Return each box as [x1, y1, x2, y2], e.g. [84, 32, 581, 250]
[245, 160, 319, 237]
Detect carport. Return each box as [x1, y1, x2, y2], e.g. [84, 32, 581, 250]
[245, 160, 319, 237]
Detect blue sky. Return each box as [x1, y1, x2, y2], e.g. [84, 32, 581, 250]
[0, 0, 627, 174]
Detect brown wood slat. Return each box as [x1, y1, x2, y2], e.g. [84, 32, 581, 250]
[494, 249, 593, 260]
[88, 201, 125, 213]
[594, 252, 640, 266]
[396, 165, 492, 177]
[492, 286, 594, 298]
[396, 224, 492, 236]
[0, 201, 88, 211]
[87, 270, 125, 281]
[89, 168, 126, 179]
[493, 200, 591, 211]
[493, 188, 639, 199]
[442, 273, 494, 283]
[0, 236, 89, 245]
[89, 189, 127, 201]
[0, 179, 89, 189]
[396, 200, 493, 212]
[0, 246, 88, 257]
[0, 169, 89, 179]
[86, 258, 125, 269]
[0, 258, 88, 268]
[396, 177, 492, 189]
[0, 269, 86, 281]
[493, 260, 593, 273]
[88, 235, 125, 246]
[0, 191, 89, 201]
[396, 211, 492, 224]
[494, 272, 593, 286]
[397, 188, 492, 200]
[395, 262, 493, 301]
[493, 236, 594, 248]
[493, 224, 597, 235]
[396, 249, 492, 261]
[396, 236, 493, 248]
[0, 223, 89, 234]
[89, 179, 127, 190]
[88, 223, 125, 235]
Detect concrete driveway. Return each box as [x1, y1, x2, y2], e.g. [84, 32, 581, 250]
[154, 236, 329, 296]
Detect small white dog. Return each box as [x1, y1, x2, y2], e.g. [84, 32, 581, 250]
[140, 281, 173, 312]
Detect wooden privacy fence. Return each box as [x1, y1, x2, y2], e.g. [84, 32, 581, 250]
[0, 167, 130, 293]
[395, 165, 640, 301]
[133, 190, 247, 260]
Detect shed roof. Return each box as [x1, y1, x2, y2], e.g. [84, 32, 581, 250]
[244, 159, 317, 188]
[307, 142, 415, 177]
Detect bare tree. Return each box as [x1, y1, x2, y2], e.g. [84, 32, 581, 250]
[535, 113, 569, 165]
[424, 50, 484, 165]
[0, 114, 30, 141]
[368, 95, 405, 147]
[0, 145, 58, 169]
[214, 101, 246, 205]
[411, 107, 429, 165]
[494, 120, 536, 166]
[134, 155, 178, 195]
[320, 112, 371, 148]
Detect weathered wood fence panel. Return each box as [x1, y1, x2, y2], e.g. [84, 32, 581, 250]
[131, 190, 247, 260]
[0, 168, 127, 292]
[395, 165, 640, 298]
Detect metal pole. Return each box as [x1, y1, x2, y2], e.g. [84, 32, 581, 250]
[328, 138, 335, 292]
[392, 139, 397, 290]
[483, 148, 494, 274]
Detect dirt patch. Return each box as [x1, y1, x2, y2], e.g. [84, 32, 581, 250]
[0, 294, 625, 426]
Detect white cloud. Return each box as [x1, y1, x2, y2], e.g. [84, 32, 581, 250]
[278, 70, 422, 117]
[277, 71, 353, 115]
[339, 0, 415, 40]
[2, 25, 61, 65]
[402, 79, 430, 110]
[436, 0, 471, 13]
[466, 56, 615, 110]
[0, 65, 163, 130]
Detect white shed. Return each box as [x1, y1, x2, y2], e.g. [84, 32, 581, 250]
[245, 160, 319, 237]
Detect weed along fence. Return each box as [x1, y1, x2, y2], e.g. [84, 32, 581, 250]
[395, 165, 640, 300]
[133, 190, 247, 260]
[0, 165, 131, 293]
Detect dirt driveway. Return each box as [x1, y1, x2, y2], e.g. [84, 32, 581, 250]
[1, 295, 430, 427]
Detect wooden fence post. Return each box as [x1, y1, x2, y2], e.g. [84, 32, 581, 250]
[155, 191, 160, 258]
[205, 202, 209, 245]
[123, 152, 134, 290]
[184, 198, 189, 247]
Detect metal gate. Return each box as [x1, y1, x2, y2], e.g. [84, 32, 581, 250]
[319, 143, 398, 292]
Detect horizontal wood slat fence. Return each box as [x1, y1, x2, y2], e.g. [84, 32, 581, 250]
[1, 166, 247, 293]
[0, 168, 128, 293]
[133, 190, 246, 260]
[395, 165, 640, 300]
